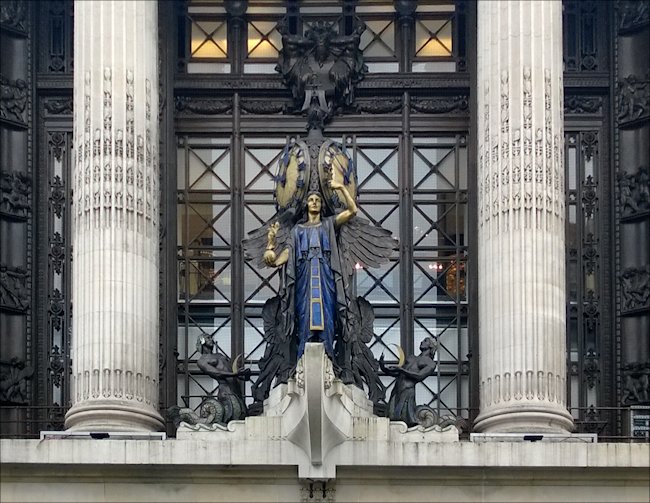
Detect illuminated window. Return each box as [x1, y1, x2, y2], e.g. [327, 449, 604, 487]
[412, 1, 458, 73]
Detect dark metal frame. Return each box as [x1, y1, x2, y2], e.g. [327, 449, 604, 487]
[169, 1, 475, 433]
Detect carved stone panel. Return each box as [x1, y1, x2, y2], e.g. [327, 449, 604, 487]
[616, 73, 650, 128]
[43, 98, 73, 117]
[0, 0, 27, 35]
[564, 95, 604, 115]
[620, 265, 650, 314]
[0, 75, 28, 128]
[0, 358, 34, 404]
[617, 166, 650, 221]
[0, 170, 31, 221]
[619, 0, 649, 35]
[0, 264, 30, 313]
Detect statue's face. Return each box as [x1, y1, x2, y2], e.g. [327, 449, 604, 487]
[307, 194, 322, 215]
[420, 338, 435, 352]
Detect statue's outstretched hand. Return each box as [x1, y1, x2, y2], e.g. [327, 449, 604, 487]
[329, 178, 343, 190]
[240, 368, 252, 381]
[263, 250, 277, 266]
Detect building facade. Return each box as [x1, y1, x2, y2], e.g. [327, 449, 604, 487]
[1, 0, 649, 501]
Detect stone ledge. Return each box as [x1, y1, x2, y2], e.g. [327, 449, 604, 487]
[1, 438, 648, 469]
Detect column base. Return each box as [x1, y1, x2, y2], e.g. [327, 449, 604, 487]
[65, 400, 164, 432]
[474, 404, 574, 434]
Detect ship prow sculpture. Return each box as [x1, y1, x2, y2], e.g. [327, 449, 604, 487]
[171, 18, 461, 480]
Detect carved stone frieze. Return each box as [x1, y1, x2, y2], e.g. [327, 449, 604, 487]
[0, 0, 27, 34]
[410, 95, 469, 114]
[0, 170, 31, 221]
[0, 264, 29, 312]
[616, 73, 650, 127]
[239, 100, 287, 115]
[44, 98, 73, 116]
[619, 265, 650, 313]
[619, 0, 649, 34]
[617, 166, 650, 220]
[479, 67, 562, 234]
[0, 358, 34, 404]
[0, 74, 28, 127]
[564, 95, 604, 115]
[355, 97, 402, 114]
[174, 96, 232, 116]
[74, 70, 159, 228]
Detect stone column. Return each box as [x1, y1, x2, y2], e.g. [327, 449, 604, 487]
[474, 0, 574, 433]
[65, 1, 163, 431]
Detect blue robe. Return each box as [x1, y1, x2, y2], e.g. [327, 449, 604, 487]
[293, 221, 337, 358]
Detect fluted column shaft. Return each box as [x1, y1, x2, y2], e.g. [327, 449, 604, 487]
[475, 0, 574, 433]
[65, 1, 163, 431]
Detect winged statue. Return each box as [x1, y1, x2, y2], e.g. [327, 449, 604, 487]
[243, 17, 396, 414]
[244, 130, 397, 413]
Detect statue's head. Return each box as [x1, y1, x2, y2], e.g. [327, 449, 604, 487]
[420, 337, 438, 353]
[196, 335, 215, 354]
[306, 22, 334, 65]
[306, 191, 323, 216]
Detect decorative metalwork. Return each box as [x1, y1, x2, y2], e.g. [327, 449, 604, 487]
[45, 1, 73, 73]
[49, 346, 65, 388]
[583, 348, 600, 389]
[49, 175, 65, 218]
[581, 131, 598, 162]
[616, 73, 650, 127]
[49, 232, 65, 275]
[583, 233, 599, 275]
[49, 289, 65, 332]
[49, 132, 66, 162]
[584, 289, 599, 332]
[582, 175, 598, 219]
[0, 170, 30, 221]
[563, 1, 602, 72]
